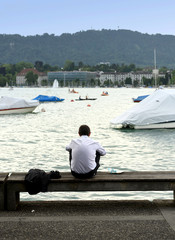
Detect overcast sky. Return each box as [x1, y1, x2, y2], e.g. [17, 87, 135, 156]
[1, 0, 175, 36]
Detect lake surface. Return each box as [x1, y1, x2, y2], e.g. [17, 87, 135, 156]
[1, 87, 174, 201]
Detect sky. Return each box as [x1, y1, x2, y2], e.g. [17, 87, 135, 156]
[1, 0, 175, 36]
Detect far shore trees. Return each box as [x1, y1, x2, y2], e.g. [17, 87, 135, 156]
[0, 60, 173, 87]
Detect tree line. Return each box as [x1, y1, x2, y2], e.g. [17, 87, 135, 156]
[0, 60, 174, 87]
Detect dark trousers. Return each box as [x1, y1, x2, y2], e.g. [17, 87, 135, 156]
[69, 151, 101, 179]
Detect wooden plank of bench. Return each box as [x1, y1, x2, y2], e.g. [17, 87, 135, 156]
[6, 171, 175, 210]
[0, 173, 9, 210]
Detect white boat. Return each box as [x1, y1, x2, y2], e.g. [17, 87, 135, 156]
[110, 88, 175, 129]
[0, 96, 39, 115]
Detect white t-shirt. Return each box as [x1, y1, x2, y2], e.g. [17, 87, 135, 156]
[66, 135, 106, 174]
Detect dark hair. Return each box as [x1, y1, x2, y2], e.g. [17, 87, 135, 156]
[79, 125, 91, 136]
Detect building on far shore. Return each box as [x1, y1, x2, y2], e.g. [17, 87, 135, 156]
[48, 71, 98, 86]
[99, 71, 165, 86]
[16, 68, 48, 86]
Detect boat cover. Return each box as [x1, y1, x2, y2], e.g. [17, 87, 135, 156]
[133, 95, 149, 102]
[33, 95, 64, 102]
[0, 96, 39, 110]
[111, 89, 175, 126]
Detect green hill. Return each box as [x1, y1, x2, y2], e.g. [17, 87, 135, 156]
[0, 29, 175, 68]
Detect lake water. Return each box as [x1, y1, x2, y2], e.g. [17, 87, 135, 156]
[1, 87, 174, 201]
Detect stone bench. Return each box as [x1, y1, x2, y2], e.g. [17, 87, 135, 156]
[6, 171, 175, 210]
[0, 173, 9, 210]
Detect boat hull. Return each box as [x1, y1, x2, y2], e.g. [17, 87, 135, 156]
[134, 122, 175, 129]
[75, 98, 97, 101]
[111, 121, 175, 130]
[0, 106, 37, 115]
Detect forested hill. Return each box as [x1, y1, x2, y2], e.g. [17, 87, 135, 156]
[1, 29, 175, 68]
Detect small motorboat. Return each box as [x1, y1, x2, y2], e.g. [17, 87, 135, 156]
[101, 91, 109, 96]
[111, 89, 175, 129]
[132, 95, 149, 102]
[0, 96, 39, 115]
[33, 95, 64, 102]
[75, 98, 97, 101]
[69, 89, 79, 94]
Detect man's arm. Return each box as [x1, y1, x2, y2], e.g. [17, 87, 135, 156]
[97, 144, 106, 156]
[66, 146, 71, 151]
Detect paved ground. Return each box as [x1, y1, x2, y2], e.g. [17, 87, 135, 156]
[0, 200, 175, 240]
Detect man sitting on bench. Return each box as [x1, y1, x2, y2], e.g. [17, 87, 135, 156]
[66, 125, 106, 179]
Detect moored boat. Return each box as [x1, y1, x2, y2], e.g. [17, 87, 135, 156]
[0, 96, 39, 115]
[33, 95, 64, 102]
[132, 95, 149, 102]
[110, 89, 175, 129]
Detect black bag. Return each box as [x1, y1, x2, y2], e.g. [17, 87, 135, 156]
[25, 169, 49, 195]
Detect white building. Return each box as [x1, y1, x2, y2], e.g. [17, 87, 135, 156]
[99, 71, 165, 85]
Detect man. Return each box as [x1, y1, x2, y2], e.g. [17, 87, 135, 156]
[66, 125, 106, 179]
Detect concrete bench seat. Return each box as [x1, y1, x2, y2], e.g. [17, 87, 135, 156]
[0, 173, 9, 210]
[6, 171, 175, 210]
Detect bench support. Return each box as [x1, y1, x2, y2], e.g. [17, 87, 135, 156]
[6, 183, 25, 211]
[0, 173, 9, 210]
